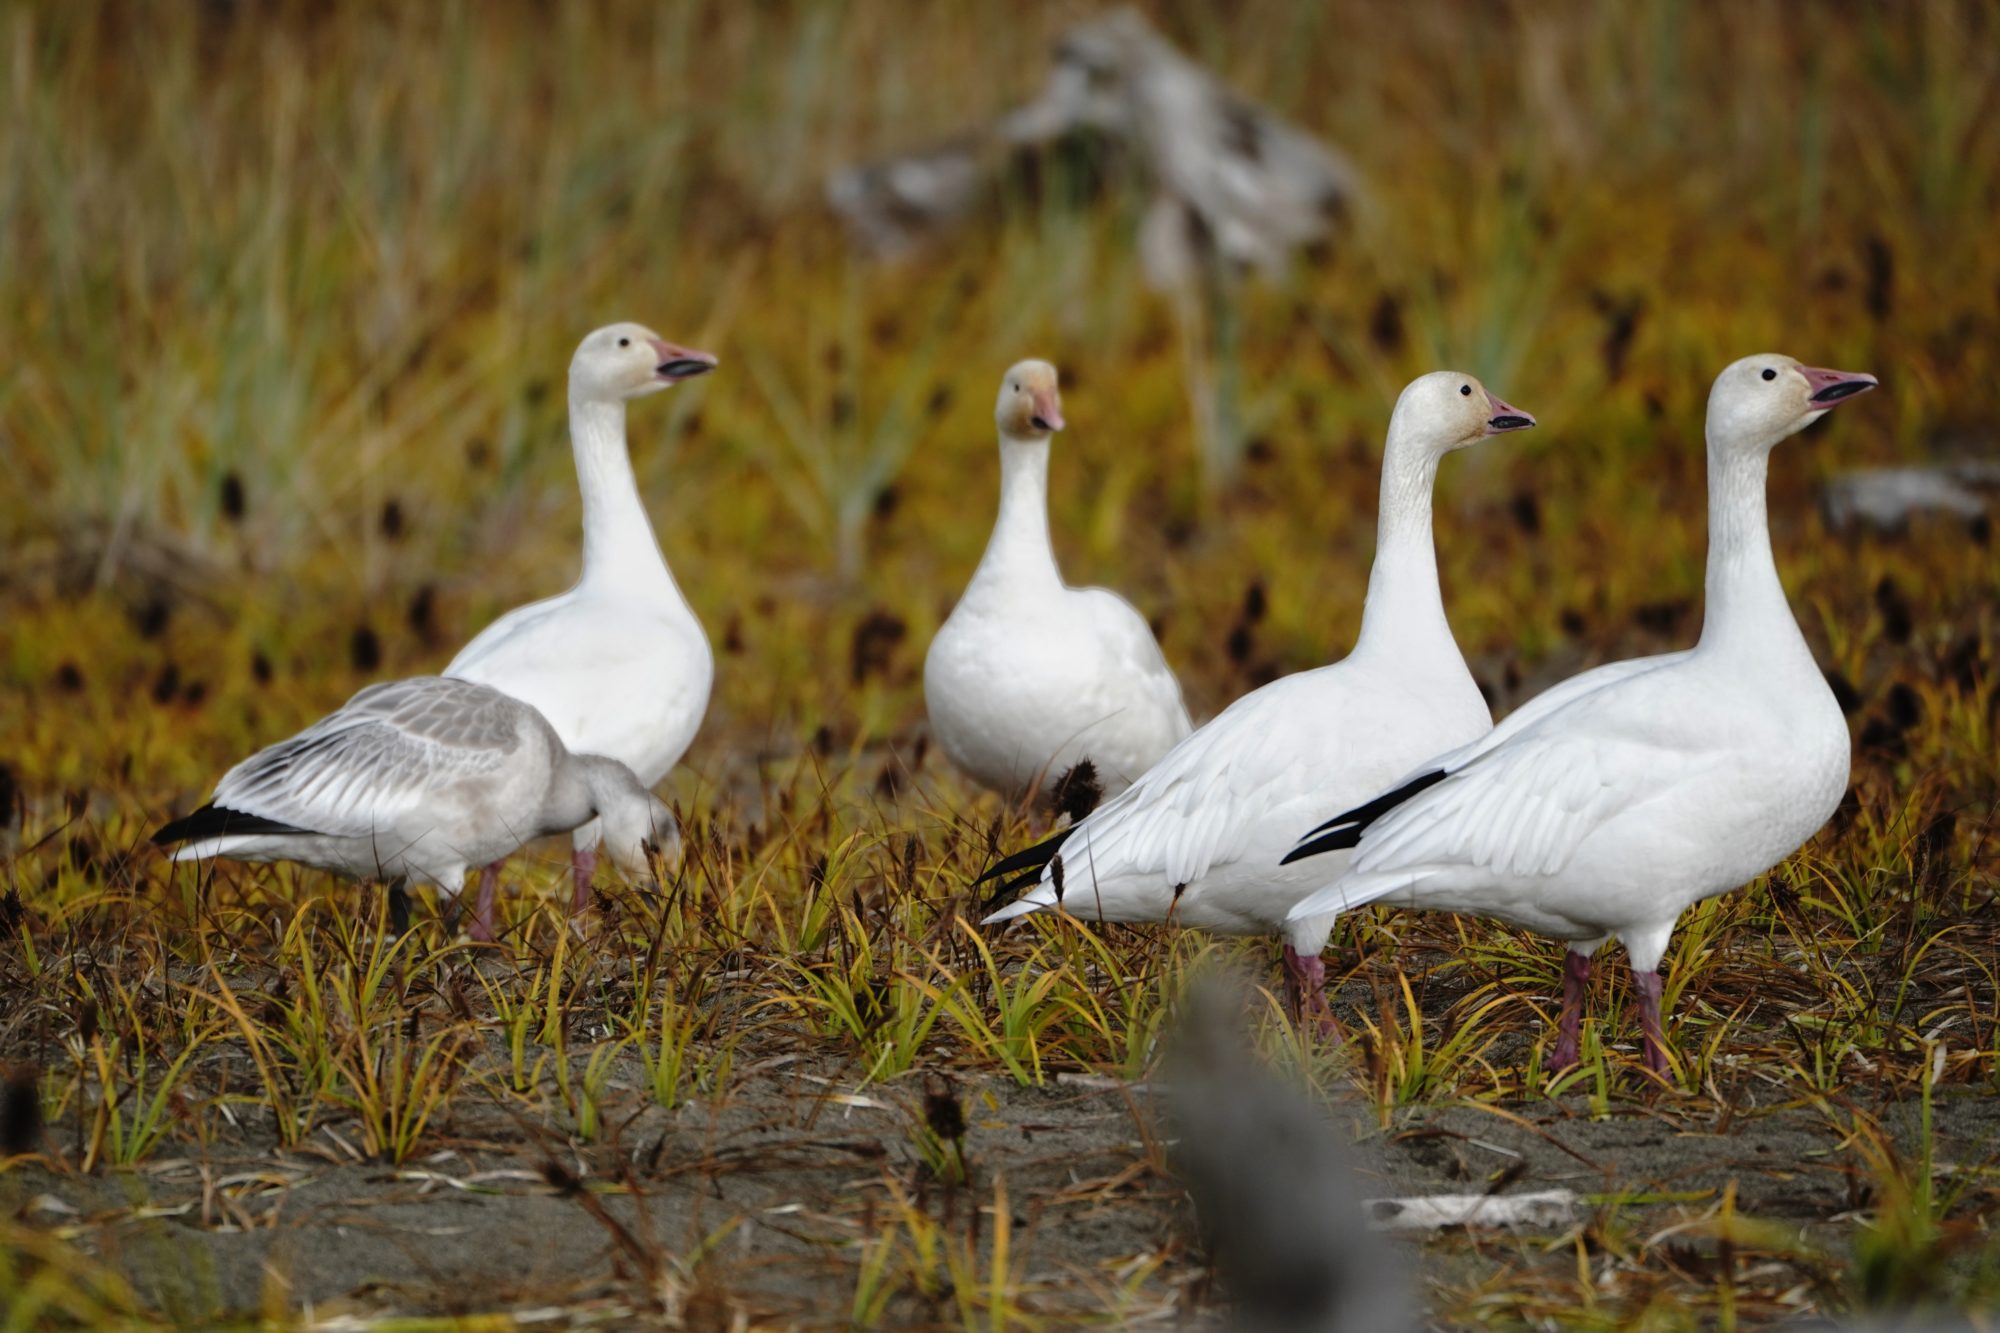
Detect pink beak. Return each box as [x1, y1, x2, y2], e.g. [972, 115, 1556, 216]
[1797, 365, 1878, 407]
[1031, 387, 1065, 433]
[649, 338, 719, 382]
[1482, 389, 1536, 434]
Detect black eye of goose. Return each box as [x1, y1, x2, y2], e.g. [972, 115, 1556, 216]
[1761, 368, 1776, 381]
[1460, 384, 1471, 396]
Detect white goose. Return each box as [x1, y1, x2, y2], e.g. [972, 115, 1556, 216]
[981, 372, 1536, 1022]
[447, 323, 714, 932]
[153, 677, 677, 934]
[925, 360, 1191, 803]
[1284, 354, 1878, 1075]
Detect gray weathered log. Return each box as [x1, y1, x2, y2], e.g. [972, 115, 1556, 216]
[827, 8, 1359, 290]
[1820, 461, 2000, 534]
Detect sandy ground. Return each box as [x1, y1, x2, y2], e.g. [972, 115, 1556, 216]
[10, 1047, 1997, 1327]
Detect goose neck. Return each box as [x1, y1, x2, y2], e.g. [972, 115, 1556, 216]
[1695, 443, 1799, 656]
[1352, 438, 1452, 660]
[570, 394, 673, 592]
[973, 437, 1062, 589]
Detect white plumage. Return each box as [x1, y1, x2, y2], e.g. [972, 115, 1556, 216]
[925, 360, 1191, 801]
[1285, 354, 1877, 1074]
[981, 371, 1538, 1022]
[153, 677, 676, 929]
[446, 322, 715, 916]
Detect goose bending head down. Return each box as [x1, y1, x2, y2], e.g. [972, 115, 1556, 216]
[151, 677, 682, 938]
[977, 370, 1536, 1031]
[1283, 354, 1878, 1078]
[576, 753, 683, 883]
[923, 359, 1192, 804]
[445, 322, 717, 932]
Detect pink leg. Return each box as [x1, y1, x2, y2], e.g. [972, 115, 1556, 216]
[1281, 946, 1304, 1018]
[1633, 969, 1671, 1075]
[570, 845, 598, 914]
[1281, 945, 1339, 1040]
[1550, 949, 1591, 1071]
[467, 861, 503, 943]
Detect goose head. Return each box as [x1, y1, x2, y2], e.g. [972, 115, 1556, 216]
[1389, 371, 1537, 456]
[583, 757, 683, 880]
[995, 360, 1066, 443]
[570, 322, 718, 404]
[1706, 354, 1878, 454]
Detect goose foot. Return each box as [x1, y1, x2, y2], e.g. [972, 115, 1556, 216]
[467, 861, 503, 943]
[1550, 949, 1591, 1071]
[1282, 945, 1340, 1040]
[1633, 969, 1671, 1076]
[570, 846, 598, 914]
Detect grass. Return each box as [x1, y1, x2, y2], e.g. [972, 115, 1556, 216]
[3, 0, 1999, 1326]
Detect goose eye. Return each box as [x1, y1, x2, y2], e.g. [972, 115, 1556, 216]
[1761, 368, 1776, 381]
[1459, 384, 1471, 396]
[619, 337, 631, 348]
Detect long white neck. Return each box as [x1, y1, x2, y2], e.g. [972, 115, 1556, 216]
[1695, 442, 1806, 660]
[969, 436, 1063, 592]
[1349, 427, 1458, 666]
[570, 394, 674, 593]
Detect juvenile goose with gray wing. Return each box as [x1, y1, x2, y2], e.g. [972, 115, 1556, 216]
[1285, 355, 1877, 1076]
[925, 360, 1192, 803]
[153, 677, 677, 937]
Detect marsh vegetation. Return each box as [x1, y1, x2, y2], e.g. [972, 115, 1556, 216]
[3, 2, 1998, 1326]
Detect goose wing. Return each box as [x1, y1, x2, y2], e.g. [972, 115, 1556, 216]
[985, 675, 1316, 920]
[201, 677, 532, 839]
[1285, 672, 1724, 920]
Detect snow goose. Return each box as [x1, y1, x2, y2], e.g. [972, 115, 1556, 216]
[153, 677, 678, 936]
[924, 360, 1192, 802]
[447, 323, 714, 923]
[1283, 354, 1878, 1075]
[980, 372, 1536, 1023]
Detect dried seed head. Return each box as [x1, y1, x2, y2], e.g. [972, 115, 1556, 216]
[1, 1067, 41, 1155]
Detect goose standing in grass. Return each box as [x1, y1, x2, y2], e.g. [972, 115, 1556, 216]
[153, 677, 678, 937]
[447, 322, 714, 931]
[1284, 355, 1877, 1075]
[981, 372, 1536, 1024]
[925, 360, 1192, 804]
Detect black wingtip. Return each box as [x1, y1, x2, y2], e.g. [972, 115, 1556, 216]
[972, 825, 1075, 888]
[151, 804, 308, 848]
[1283, 768, 1449, 866]
[1279, 826, 1359, 865]
[981, 866, 1046, 913]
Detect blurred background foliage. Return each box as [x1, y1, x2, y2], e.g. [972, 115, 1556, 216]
[0, 0, 1995, 829]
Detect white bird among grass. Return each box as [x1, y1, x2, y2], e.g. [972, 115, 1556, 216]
[925, 359, 1191, 805]
[980, 372, 1537, 1026]
[153, 676, 677, 934]
[1284, 354, 1877, 1076]
[446, 322, 715, 935]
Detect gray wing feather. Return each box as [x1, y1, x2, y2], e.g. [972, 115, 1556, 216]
[212, 677, 534, 838]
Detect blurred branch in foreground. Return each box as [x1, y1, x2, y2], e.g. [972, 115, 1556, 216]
[828, 7, 1361, 493]
[1164, 974, 1412, 1333]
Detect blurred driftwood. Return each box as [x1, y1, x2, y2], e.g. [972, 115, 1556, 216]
[1821, 461, 2000, 535]
[829, 9, 1359, 491]
[828, 7, 1360, 288]
[1363, 1189, 1577, 1233]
